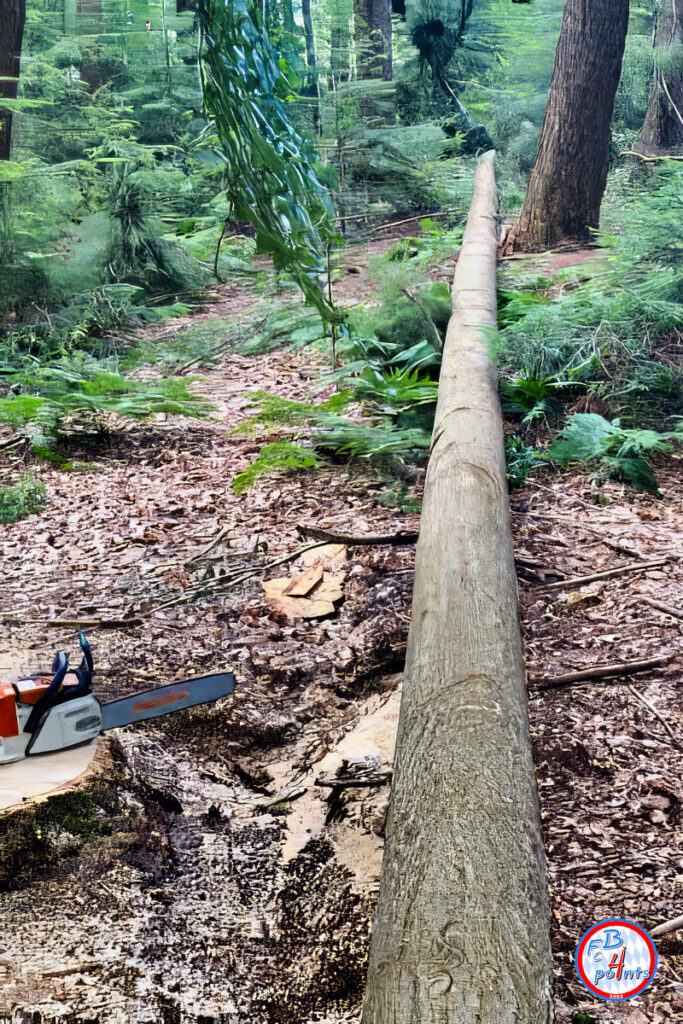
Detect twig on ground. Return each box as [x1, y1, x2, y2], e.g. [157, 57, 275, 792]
[651, 915, 683, 938]
[539, 558, 668, 590]
[0, 617, 143, 629]
[529, 653, 677, 690]
[642, 598, 683, 620]
[298, 525, 418, 545]
[627, 684, 681, 747]
[148, 540, 337, 613]
[186, 525, 233, 563]
[369, 209, 461, 233]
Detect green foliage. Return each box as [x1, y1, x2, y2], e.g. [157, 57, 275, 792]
[497, 285, 550, 328]
[504, 436, 544, 489]
[235, 390, 351, 434]
[342, 366, 438, 412]
[374, 480, 422, 514]
[4, 354, 212, 454]
[348, 266, 451, 358]
[314, 417, 431, 461]
[232, 442, 321, 495]
[199, 1, 339, 321]
[0, 474, 47, 524]
[0, 396, 46, 429]
[500, 373, 580, 424]
[548, 414, 681, 494]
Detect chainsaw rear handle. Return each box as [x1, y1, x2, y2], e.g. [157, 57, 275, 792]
[71, 632, 94, 698]
[24, 652, 69, 735]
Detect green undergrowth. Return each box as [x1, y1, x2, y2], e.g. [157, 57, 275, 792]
[233, 165, 682, 498]
[0, 473, 47, 524]
[0, 354, 212, 458]
[232, 442, 322, 496]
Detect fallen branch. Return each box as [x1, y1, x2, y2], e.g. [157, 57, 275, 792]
[314, 774, 391, 788]
[627, 685, 681, 748]
[0, 617, 143, 629]
[642, 597, 683, 620]
[529, 653, 676, 690]
[540, 558, 668, 590]
[148, 539, 336, 613]
[620, 149, 683, 162]
[651, 915, 683, 938]
[298, 524, 418, 545]
[369, 208, 462, 234]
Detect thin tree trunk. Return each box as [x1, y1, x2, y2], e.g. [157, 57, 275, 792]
[354, 0, 392, 80]
[361, 152, 553, 1024]
[281, 0, 295, 34]
[330, 0, 351, 86]
[507, 0, 629, 251]
[0, 0, 26, 161]
[64, 0, 77, 35]
[635, 0, 683, 155]
[301, 0, 321, 133]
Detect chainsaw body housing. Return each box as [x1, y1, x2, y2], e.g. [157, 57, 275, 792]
[0, 688, 102, 765]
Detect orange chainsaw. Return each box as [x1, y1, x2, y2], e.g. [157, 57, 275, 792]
[0, 633, 236, 765]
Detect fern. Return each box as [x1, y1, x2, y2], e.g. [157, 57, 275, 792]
[548, 414, 680, 495]
[505, 436, 544, 489]
[5, 355, 212, 454]
[0, 474, 47, 524]
[232, 442, 321, 495]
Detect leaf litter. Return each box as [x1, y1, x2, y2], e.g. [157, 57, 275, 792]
[0, 268, 681, 1023]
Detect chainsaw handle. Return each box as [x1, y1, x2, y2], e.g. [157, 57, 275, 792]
[24, 652, 69, 734]
[79, 632, 93, 675]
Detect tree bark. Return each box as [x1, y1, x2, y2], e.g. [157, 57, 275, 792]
[301, 0, 321, 132]
[281, 0, 295, 34]
[330, 0, 352, 86]
[354, 0, 392, 80]
[361, 152, 553, 1024]
[0, 0, 26, 161]
[508, 0, 629, 251]
[635, 0, 683, 155]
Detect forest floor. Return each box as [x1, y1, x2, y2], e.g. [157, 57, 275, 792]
[0, 243, 681, 1024]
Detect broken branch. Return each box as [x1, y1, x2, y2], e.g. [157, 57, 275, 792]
[298, 525, 418, 545]
[539, 558, 668, 590]
[651, 915, 683, 938]
[529, 653, 677, 690]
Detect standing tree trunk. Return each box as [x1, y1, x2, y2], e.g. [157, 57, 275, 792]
[281, 0, 295, 33]
[0, 0, 26, 161]
[507, 0, 629, 252]
[64, 0, 78, 35]
[301, 0, 321, 133]
[330, 0, 351, 86]
[354, 0, 392, 80]
[361, 152, 553, 1024]
[635, 0, 683, 155]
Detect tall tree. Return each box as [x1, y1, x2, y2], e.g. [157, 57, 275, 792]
[354, 0, 392, 80]
[635, 0, 683, 155]
[330, 0, 352, 86]
[0, 0, 26, 161]
[301, 0, 322, 132]
[507, 0, 629, 252]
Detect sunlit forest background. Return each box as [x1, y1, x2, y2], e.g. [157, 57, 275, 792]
[0, 0, 681, 502]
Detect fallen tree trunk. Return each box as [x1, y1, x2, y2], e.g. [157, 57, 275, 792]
[361, 152, 553, 1024]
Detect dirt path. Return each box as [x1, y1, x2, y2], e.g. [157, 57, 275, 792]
[0, 270, 681, 1023]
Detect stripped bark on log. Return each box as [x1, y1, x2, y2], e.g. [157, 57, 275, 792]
[362, 152, 553, 1024]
